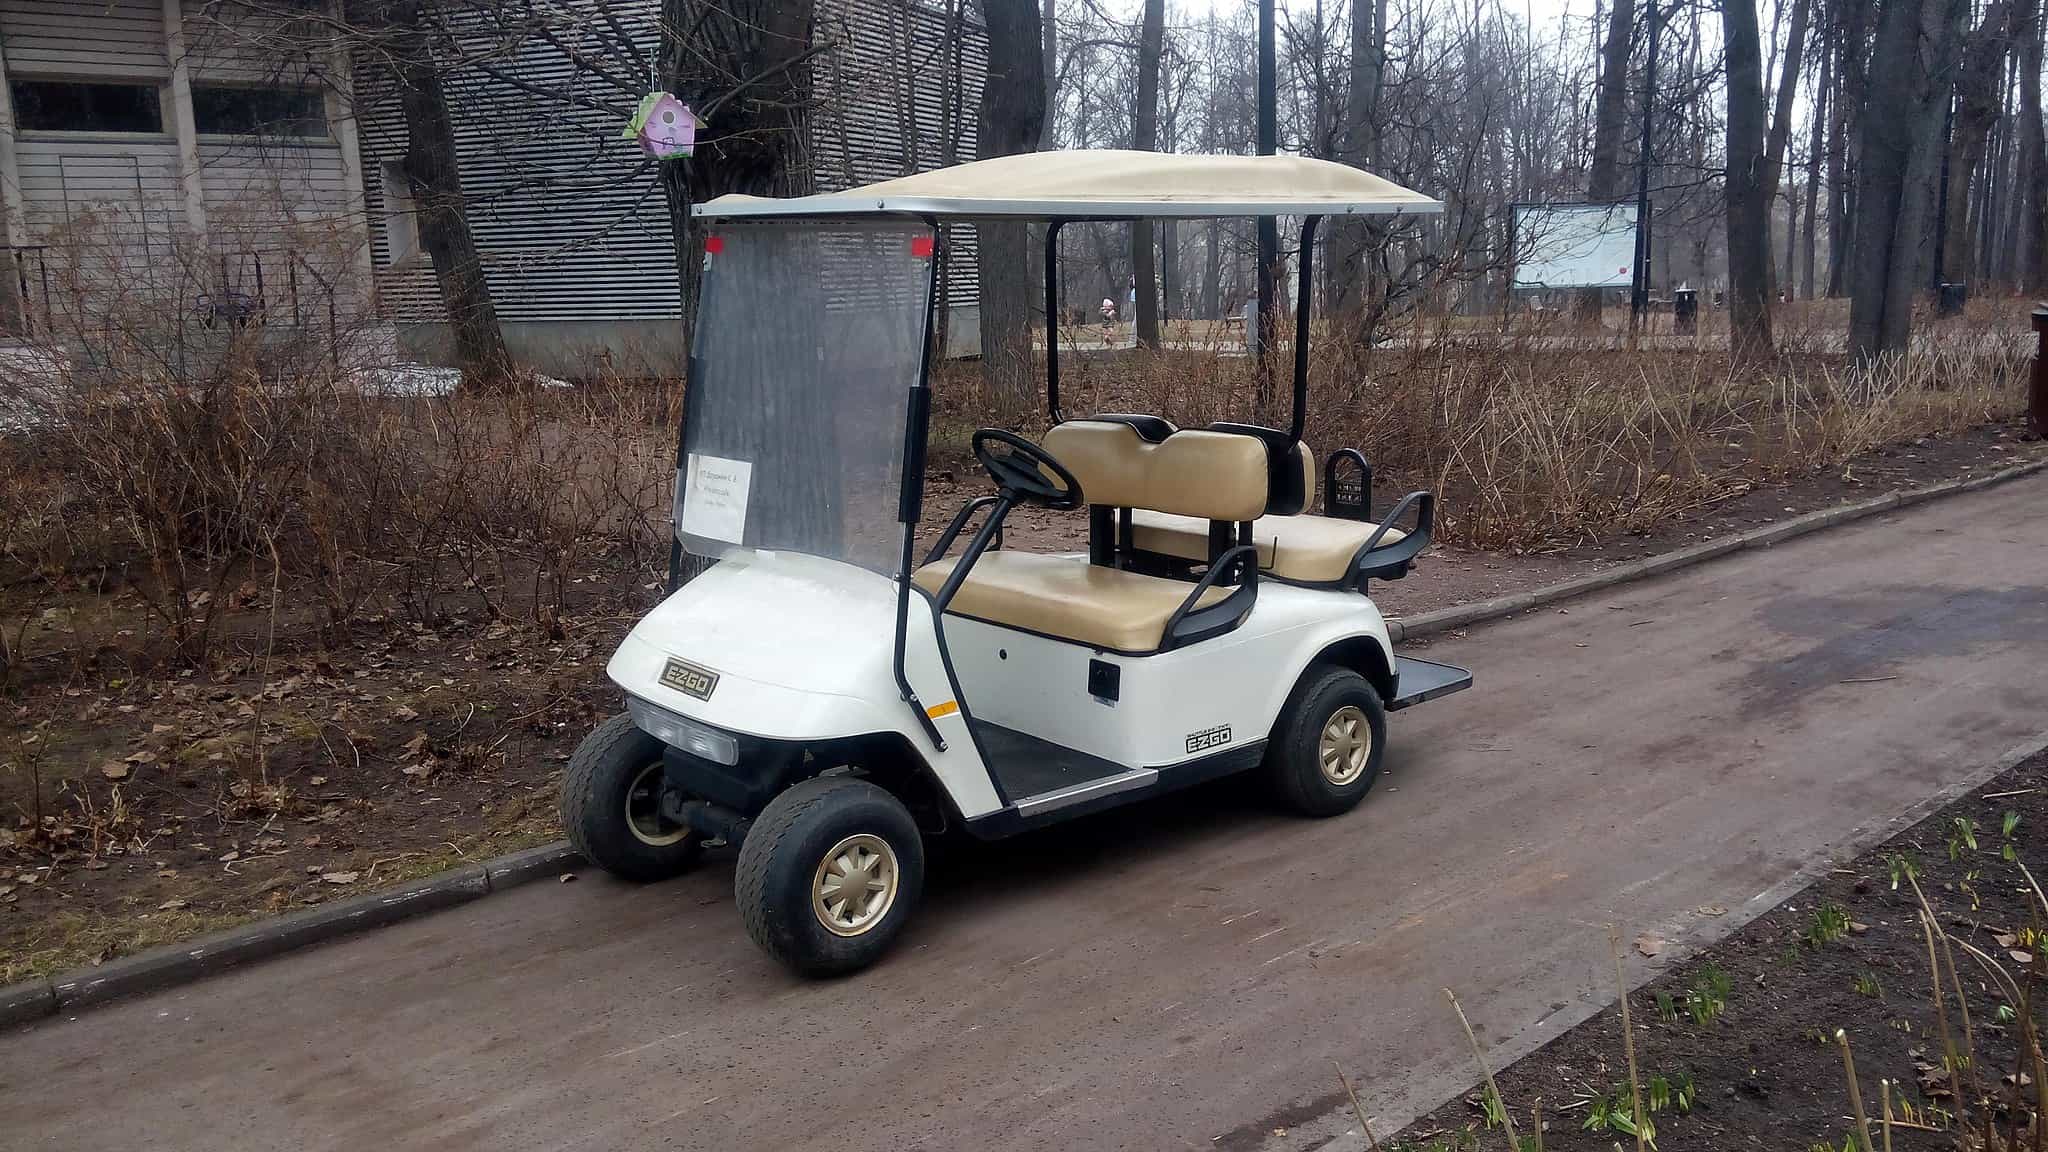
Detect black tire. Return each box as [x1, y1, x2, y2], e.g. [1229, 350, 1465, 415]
[735, 776, 925, 977]
[1265, 665, 1388, 817]
[559, 713, 701, 882]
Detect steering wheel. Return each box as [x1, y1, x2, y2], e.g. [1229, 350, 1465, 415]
[971, 429, 1084, 510]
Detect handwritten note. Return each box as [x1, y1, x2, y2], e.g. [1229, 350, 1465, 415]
[680, 453, 752, 544]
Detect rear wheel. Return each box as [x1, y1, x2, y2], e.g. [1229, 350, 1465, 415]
[1265, 666, 1388, 817]
[735, 776, 925, 976]
[560, 713, 702, 881]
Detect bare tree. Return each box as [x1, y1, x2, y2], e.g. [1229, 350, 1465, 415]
[1849, 0, 1965, 362]
[978, 0, 1048, 415]
[1577, 0, 1636, 328]
[1329, 0, 1386, 334]
[386, 0, 514, 387]
[656, 0, 818, 344]
[1724, 0, 1774, 355]
[2021, 0, 2048, 288]
[1941, 0, 2016, 284]
[1761, 0, 1812, 301]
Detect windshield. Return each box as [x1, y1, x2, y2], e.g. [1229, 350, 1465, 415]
[676, 219, 935, 574]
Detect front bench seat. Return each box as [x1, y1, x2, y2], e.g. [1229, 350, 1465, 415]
[913, 552, 1228, 653]
[916, 423, 1270, 653]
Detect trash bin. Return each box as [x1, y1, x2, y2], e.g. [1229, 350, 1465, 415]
[1938, 281, 1969, 316]
[1673, 289, 1699, 336]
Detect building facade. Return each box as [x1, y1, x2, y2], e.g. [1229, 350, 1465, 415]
[0, 0, 985, 376]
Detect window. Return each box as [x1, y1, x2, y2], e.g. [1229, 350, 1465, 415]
[12, 81, 163, 134]
[191, 85, 327, 137]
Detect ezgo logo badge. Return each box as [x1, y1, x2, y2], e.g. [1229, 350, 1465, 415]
[1185, 724, 1232, 754]
[659, 657, 719, 701]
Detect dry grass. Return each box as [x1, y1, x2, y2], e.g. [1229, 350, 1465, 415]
[954, 299, 2032, 552]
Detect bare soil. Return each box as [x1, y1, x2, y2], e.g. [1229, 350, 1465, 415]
[1398, 750, 2048, 1152]
[1, 417, 2041, 984]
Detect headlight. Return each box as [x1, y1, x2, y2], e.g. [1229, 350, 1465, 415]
[626, 696, 739, 766]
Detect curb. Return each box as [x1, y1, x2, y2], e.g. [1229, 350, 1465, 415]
[0, 841, 578, 1028]
[1385, 455, 2048, 645]
[5, 454, 2043, 1030]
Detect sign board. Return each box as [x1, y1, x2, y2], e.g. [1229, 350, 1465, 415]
[1512, 203, 1638, 289]
[680, 453, 753, 544]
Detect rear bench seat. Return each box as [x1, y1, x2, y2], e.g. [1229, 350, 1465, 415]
[1123, 432, 1405, 585]
[912, 422, 1269, 654]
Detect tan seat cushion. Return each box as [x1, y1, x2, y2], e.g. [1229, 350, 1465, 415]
[1129, 510, 1408, 584]
[913, 551, 1228, 652]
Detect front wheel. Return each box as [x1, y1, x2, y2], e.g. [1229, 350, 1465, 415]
[560, 713, 702, 881]
[735, 776, 925, 976]
[1265, 666, 1388, 817]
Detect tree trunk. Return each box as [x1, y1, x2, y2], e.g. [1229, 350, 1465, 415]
[1578, 0, 1636, 327]
[1761, 0, 1813, 302]
[1724, 0, 1776, 356]
[390, 3, 514, 388]
[1329, 0, 1386, 339]
[1204, 219, 1223, 320]
[1941, 1, 2015, 285]
[2022, 0, 2048, 289]
[1042, 0, 1058, 138]
[1850, 0, 1965, 362]
[1802, 30, 1830, 298]
[1827, 0, 1870, 297]
[1132, 0, 1165, 350]
[977, 0, 1048, 416]
[657, 0, 815, 349]
[1159, 219, 1179, 322]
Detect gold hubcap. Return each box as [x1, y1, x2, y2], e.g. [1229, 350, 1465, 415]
[1318, 705, 1372, 786]
[625, 763, 691, 847]
[812, 833, 899, 937]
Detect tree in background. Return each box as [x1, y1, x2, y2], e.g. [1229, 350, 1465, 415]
[978, 0, 1048, 416]
[1132, 0, 1166, 349]
[1849, 0, 1964, 362]
[1723, 0, 1775, 356]
[1578, 0, 1636, 329]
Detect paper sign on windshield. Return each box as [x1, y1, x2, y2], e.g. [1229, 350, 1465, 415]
[681, 453, 752, 544]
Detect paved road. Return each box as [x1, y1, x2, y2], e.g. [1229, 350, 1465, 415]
[7, 477, 2048, 1152]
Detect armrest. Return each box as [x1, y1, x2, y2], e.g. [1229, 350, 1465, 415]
[922, 494, 1006, 567]
[1349, 491, 1434, 585]
[1162, 544, 1259, 651]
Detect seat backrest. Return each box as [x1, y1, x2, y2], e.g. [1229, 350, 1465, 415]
[1207, 423, 1316, 516]
[1043, 420, 1269, 522]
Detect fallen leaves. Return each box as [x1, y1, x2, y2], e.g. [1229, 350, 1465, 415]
[320, 871, 360, 886]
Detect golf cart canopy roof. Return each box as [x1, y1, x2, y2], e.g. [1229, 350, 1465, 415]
[693, 150, 1443, 220]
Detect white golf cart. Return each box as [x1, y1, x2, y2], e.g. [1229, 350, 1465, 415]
[561, 150, 1472, 975]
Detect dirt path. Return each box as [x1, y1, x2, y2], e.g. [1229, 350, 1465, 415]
[3, 470, 2046, 1149]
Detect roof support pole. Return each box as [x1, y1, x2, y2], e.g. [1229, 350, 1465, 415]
[161, 0, 208, 246]
[1044, 218, 1064, 423]
[1291, 214, 1319, 441]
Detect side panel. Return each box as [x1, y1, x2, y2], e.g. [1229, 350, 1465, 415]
[938, 582, 1395, 769]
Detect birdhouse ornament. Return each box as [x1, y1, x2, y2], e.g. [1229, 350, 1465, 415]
[625, 92, 696, 160]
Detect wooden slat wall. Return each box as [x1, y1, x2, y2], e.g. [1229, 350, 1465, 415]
[0, 0, 168, 78]
[358, 0, 986, 326]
